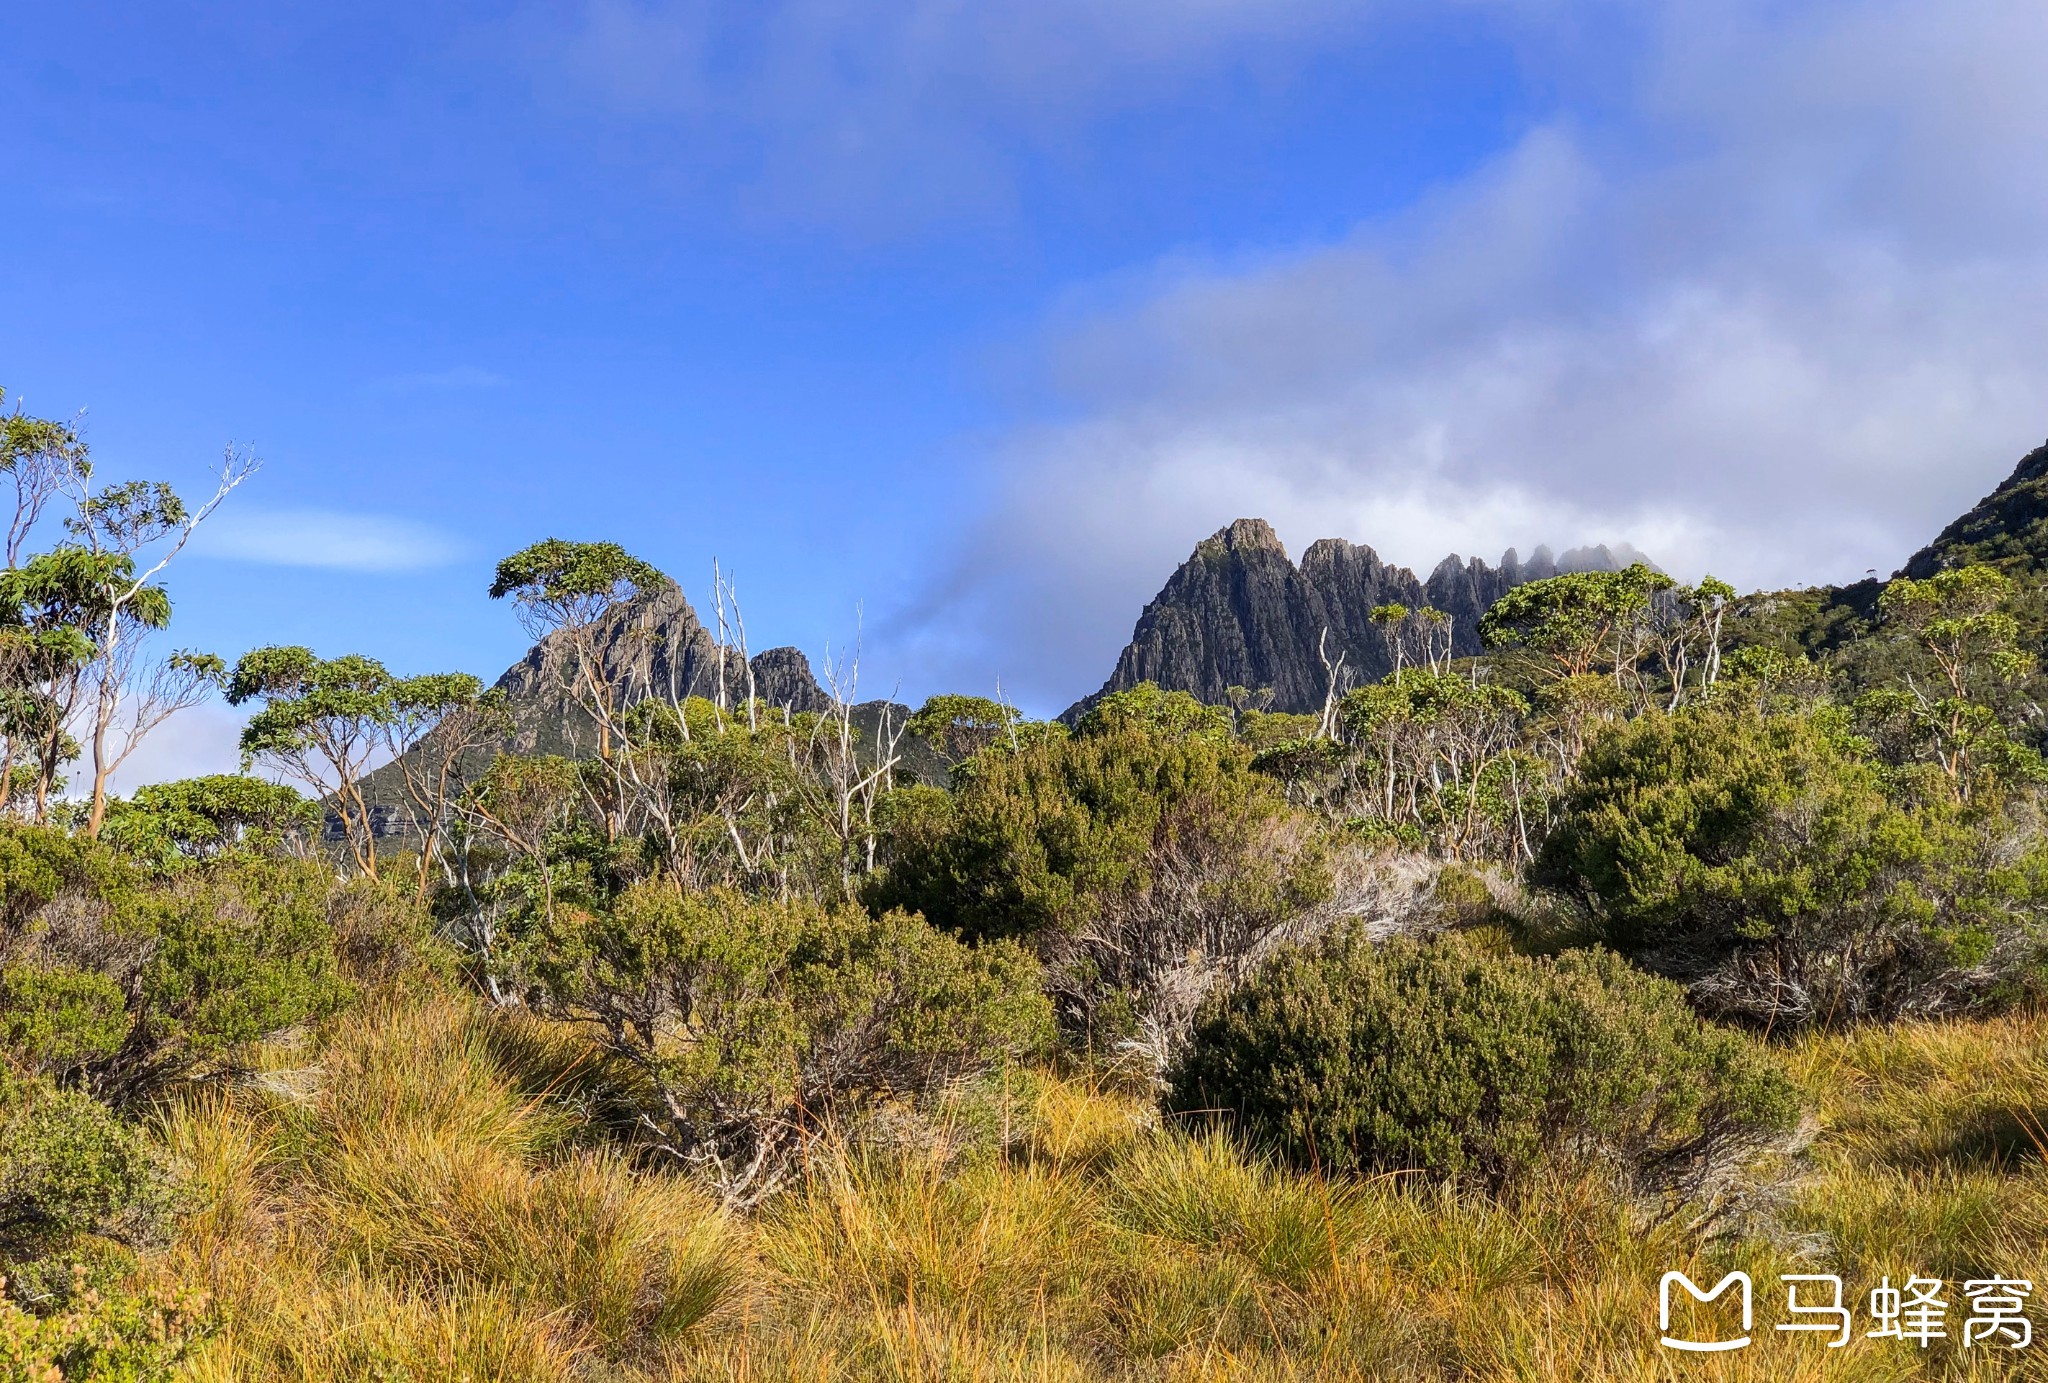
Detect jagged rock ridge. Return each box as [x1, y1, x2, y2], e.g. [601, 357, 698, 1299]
[484, 580, 833, 757]
[1067, 520, 1643, 718]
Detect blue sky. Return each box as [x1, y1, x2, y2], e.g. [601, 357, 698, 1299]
[5, 0, 2047, 779]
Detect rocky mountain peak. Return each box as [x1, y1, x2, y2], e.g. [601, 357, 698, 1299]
[1067, 523, 1652, 719]
[744, 646, 833, 715]
[1208, 517, 1287, 558]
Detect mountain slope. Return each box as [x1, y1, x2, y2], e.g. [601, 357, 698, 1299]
[1903, 439, 2048, 579]
[1725, 437, 2048, 664]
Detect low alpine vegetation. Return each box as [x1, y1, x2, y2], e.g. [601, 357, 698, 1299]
[7, 391, 2048, 1378]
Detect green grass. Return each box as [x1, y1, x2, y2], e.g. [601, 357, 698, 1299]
[124, 1001, 2048, 1381]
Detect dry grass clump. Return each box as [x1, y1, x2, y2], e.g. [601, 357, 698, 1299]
[138, 999, 2048, 1381]
[1782, 1007, 2048, 1363]
[157, 999, 736, 1380]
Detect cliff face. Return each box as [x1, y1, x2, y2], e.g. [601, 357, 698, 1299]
[487, 584, 839, 755]
[1068, 521, 1634, 717]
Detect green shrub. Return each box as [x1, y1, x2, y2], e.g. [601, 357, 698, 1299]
[325, 875, 457, 993]
[869, 704, 1330, 1045]
[0, 826, 352, 1099]
[0, 1075, 175, 1300]
[0, 1267, 208, 1381]
[1070, 684, 1233, 744]
[1532, 706, 2048, 1025]
[1164, 932, 1799, 1192]
[904, 694, 1022, 768]
[523, 884, 1052, 1205]
[0, 825, 136, 936]
[0, 965, 127, 1078]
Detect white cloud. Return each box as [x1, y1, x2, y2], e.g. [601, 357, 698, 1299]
[892, 0, 2048, 710]
[195, 507, 467, 572]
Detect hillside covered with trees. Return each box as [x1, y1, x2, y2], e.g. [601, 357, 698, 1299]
[8, 401, 2048, 1379]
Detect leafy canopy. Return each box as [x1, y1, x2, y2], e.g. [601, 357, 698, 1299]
[488, 538, 665, 633]
[227, 647, 395, 741]
[905, 694, 1020, 768]
[1479, 563, 1671, 678]
[99, 774, 319, 871]
[1073, 682, 1232, 744]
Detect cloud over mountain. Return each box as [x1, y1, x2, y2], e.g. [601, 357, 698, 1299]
[891, 0, 2048, 711]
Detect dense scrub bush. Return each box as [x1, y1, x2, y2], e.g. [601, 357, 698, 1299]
[1069, 683, 1234, 743]
[0, 825, 127, 935]
[0, 824, 352, 1098]
[522, 884, 1052, 1205]
[326, 874, 458, 993]
[1164, 932, 1798, 1192]
[870, 687, 1332, 1049]
[1532, 707, 2048, 1026]
[0, 1270, 208, 1381]
[0, 1074, 175, 1303]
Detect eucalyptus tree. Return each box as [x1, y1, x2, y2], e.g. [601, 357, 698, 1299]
[488, 539, 663, 761]
[0, 390, 86, 567]
[489, 539, 665, 840]
[1337, 670, 1534, 861]
[383, 673, 510, 898]
[1637, 576, 1737, 709]
[1479, 563, 1672, 684]
[228, 648, 506, 882]
[0, 393, 86, 811]
[1856, 564, 2045, 803]
[228, 647, 399, 878]
[64, 466, 256, 836]
[0, 548, 112, 816]
[1370, 602, 1456, 682]
[1479, 563, 1673, 768]
[0, 397, 251, 829]
[906, 694, 1020, 768]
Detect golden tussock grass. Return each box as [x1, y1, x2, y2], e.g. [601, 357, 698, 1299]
[147, 1001, 2048, 1381]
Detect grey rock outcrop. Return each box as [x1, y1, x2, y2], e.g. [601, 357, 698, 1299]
[475, 587, 838, 757]
[356, 582, 840, 832]
[739, 646, 834, 716]
[490, 580, 728, 758]
[1067, 521, 1639, 718]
